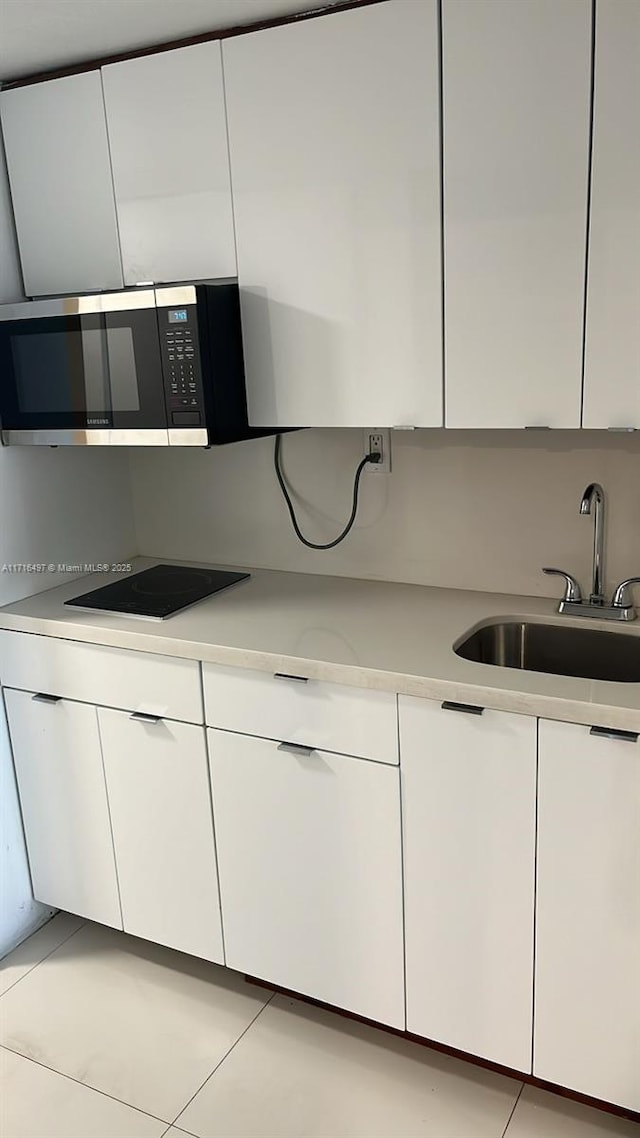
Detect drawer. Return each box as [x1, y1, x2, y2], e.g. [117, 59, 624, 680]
[0, 631, 202, 723]
[202, 662, 398, 764]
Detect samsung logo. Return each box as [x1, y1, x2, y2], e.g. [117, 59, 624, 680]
[87, 418, 111, 425]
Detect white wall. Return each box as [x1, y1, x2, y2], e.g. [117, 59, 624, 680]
[130, 428, 640, 598]
[0, 446, 135, 960]
[0, 139, 136, 956]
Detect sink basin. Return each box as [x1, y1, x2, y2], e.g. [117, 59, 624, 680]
[455, 621, 640, 683]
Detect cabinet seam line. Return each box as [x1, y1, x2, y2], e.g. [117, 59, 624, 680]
[530, 718, 540, 1076]
[1, 683, 199, 726]
[580, 0, 597, 427]
[205, 722, 397, 768]
[95, 706, 125, 928]
[437, 0, 446, 425]
[98, 70, 125, 286]
[201, 664, 228, 967]
[397, 694, 409, 1032]
[219, 44, 240, 276]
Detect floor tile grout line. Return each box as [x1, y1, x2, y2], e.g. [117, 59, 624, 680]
[0, 918, 88, 999]
[170, 989, 277, 1129]
[0, 1042, 171, 1128]
[500, 1081, 525, 1138]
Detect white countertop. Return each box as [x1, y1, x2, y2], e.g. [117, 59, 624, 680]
[0, 559, 639, 732]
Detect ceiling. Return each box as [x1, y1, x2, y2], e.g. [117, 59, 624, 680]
[0, 0, 349, 82]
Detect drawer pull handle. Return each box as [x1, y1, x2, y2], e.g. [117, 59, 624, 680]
[130, 712, 163, 724]
[32, 693, 62, 704]
[441, 701, 484, 716]
[589, 726, 638, 743]
[277, 741, 316, 758]
[274, 673, 309, 684]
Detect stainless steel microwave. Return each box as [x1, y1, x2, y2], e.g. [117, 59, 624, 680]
[0, 280, 269, 447]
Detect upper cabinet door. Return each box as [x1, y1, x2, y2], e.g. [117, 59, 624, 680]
[0, 71, 123, 297]
[583, 0, 640, 429]
[102, 43, 236, 286]
[223, 1, 442, 428]
[443, 0, 591, 428]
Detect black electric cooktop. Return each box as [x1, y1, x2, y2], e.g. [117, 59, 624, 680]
[65, 564, 250, 620]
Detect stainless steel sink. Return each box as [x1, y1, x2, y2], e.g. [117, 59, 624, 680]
[455, 621, 640, 683]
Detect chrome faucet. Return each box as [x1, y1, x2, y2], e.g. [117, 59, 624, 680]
[579, 482, 606, 604]
[543, 483, 639, 622]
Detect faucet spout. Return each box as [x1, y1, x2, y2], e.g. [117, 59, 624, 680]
[580, 482, 605, 604]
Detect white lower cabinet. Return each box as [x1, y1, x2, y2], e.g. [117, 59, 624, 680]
[203, 663, 398, 765]
[400, 697, 537, 1071]
[99, 709, 224, 964]
[535, 719, 640, 1112]
[5, 627, 637, 1112]
[208, 728, 405, 1028]
[4, 689, 121, 928]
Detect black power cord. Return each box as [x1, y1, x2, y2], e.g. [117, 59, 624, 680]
[274, 434, 381, 550]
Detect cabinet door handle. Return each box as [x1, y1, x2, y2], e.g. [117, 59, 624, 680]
[589, 726, 638, 743]
[274, 672, 309, 684]
[32, 692, 62, 704]
[277, 741, 316, 758]
[441, 701, 484, 716]
[129, 712, 163, 724]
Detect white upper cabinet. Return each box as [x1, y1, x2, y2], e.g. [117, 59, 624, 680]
[102, 43, 236, 286]
[583, 0, 640, 429]
[0, 71, 123, 297]
[443, 0, 591, 428]
[223, 1, 442, 428]
[535, 719, 640, 1112]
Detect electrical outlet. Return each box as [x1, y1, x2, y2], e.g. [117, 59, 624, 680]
[363, 428, 391, 474]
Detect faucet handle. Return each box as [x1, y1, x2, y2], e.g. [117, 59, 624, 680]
[611, 578, 640, 609]
[543, 568, 583, 603]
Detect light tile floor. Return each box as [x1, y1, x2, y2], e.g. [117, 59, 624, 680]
[0, 915, 638, 1138]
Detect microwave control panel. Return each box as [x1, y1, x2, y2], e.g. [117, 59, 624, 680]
[159, 306, 204, 427]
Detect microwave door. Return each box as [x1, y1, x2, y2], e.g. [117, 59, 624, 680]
[0, 290, 169, 445]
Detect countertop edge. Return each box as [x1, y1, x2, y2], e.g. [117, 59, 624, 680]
[1, 611, 638, 734]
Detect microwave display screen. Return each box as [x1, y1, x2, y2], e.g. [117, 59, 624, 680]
[168, 309, 188, 323]
[11, 327, 140, 415]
